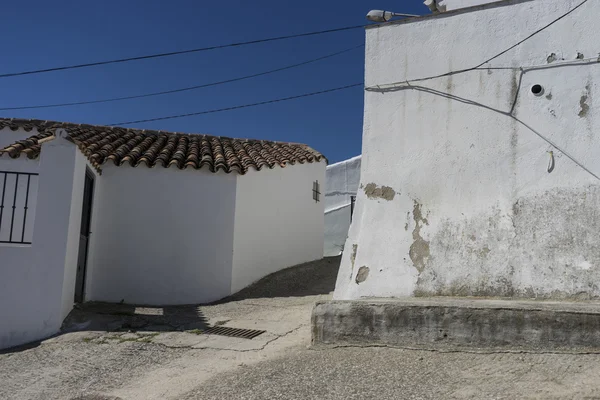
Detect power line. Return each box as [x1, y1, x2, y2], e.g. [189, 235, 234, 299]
[0, 44, 364, 111]
[366, 0, 589, 89]
[472, 0, 589, 69]
[0, 24, 370, 79]
[112, 83, 363, 126]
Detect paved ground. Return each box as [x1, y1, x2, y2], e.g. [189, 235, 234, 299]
[2, 255, 600, 400]
[190, 347, 600, 400]
[0, 257, 339, 400]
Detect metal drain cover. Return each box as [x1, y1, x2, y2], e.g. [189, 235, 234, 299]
[202, 326, 265, 339]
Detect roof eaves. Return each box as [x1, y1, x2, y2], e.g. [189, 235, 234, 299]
[0, 117, 327, 174]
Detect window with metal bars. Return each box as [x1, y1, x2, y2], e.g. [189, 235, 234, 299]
[312, 180, 320, 203]
[0, 171, 39, 244]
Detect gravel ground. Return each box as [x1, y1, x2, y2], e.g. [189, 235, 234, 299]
[186, 346, 600, 400]
[0, 340, 184, 400]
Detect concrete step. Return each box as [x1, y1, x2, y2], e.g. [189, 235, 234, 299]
[312, 298, 600, 350]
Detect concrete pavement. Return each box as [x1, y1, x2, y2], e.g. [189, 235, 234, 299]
[2, 255, 600, 399]
[1, 256, 340, 400]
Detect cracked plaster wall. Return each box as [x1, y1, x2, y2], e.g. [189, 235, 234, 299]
[334, 0, 600, 300]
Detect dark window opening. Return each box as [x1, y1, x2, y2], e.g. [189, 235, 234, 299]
[0, 171, 38, 244]
[312, 180, 320, 203]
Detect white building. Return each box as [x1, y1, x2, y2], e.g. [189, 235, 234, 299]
[424, 0, 499, 12]
[0, 118, 325, 350]
[335, 0, 600, 300]
[324, 155, 361, 256]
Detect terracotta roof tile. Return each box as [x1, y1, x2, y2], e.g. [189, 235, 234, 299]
[0, 118, 326, 174]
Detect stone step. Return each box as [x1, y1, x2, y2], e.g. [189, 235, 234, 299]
[312, 298, 600, 350]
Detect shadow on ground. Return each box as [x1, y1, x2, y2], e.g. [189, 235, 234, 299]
[214, 256, 341, 303]
[1, 256, 341, 355]
[62, 303, 209, 334]
[0, 304, 209, 355]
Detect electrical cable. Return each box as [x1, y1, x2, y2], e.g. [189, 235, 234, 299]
[366, 0, 589, 89]
[0, 24, 371, 79]
[0, 44, 364, 111]
[111, 82, 363, 126]
[362, 0, 598, 181]
[471, 0, 589, 69]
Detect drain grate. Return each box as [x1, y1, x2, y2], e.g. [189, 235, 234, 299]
[202, 326, 265, 339]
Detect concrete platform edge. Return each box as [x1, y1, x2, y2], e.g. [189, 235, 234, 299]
[311, 298, 600, 350]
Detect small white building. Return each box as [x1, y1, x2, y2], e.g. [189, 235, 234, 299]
[0, 118, 325, 349]
[335, 0, 600, 300]
[324, 155, 361, 256]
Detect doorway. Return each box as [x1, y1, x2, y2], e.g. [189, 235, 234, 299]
[75, 169, 95, 303]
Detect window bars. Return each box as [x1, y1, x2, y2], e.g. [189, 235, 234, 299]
[312, 180, 321, 203]
[0, 171, 38, 244]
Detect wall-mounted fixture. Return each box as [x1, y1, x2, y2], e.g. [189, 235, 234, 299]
[366, 10, 419, 22]
[531, 84, 545, 96]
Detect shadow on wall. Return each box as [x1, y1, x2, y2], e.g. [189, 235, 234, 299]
[214, 256, 342, 303]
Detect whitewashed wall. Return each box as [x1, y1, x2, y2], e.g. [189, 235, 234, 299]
[335, 0, 600, 300]
[432, 0, 503, 12]
[0, 155, 39, 349]
[324, 155, 361, 256]
[1, 125, 327, 347]
[0, 129, 90, 349]
[88, 165, 237, 305]
[231, 162, 325, 294]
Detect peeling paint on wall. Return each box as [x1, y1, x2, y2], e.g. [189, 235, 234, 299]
[579, 84, 591, 117]
[364, 183, 396, 200]
[412, 187, 600, 299]
[350, 244, 358, 280]
[334, 0, 600, 303]
[355, 266, 370, 284]
[579, 94, 590, 117]
[409, 202, 430, 273]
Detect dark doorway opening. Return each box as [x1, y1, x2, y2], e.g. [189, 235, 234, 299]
[75, 169, 95, 303]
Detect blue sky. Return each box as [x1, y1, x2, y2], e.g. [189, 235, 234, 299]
[0, 0, 429, 163]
